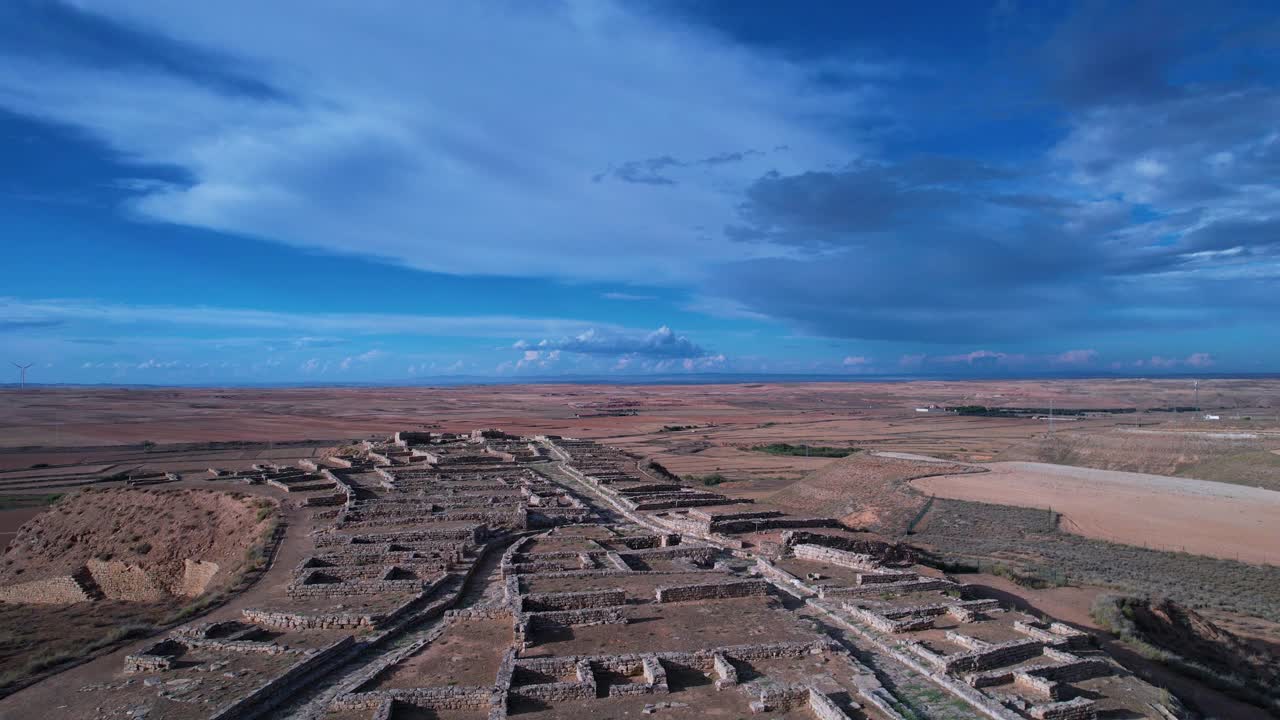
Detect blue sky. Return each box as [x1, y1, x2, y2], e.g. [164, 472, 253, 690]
[1, 0, 1278, 383]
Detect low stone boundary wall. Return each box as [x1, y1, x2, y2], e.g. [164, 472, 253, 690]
[631, 496, 751, 511]
[1029, 697, 1097, 720]
[841, 599, 998, 633]
[711, 652, 737, 688]
[654, 579, 769, 603]
[781, 531, 915, 565]
[808, 687, 856, 720]
[124, 639, 185, 673]
[1013, 621, 1093, 651]
[521, 589, 625, 612]
[817, 577, 952, 598]
[510, 659, 596, 704]
[941, 638, 1044, 674]
[525, 606, 626, 628]
[332, 685, 494, 712]
[315, 525, 482, 548]
[246, 578, 443, 630]
[515, 567, 729, 582]
[286, 570, 440, 599]
[614, 534, 679, 550]
[792, 543, 878, 570]
[304, 491, 346, 507]
[754, 558, 816, 598]
[182, 638, 307, 656]
[711, 516, 841, 534]
[621, 545, 716, 564]
[267, 478, 335, 493]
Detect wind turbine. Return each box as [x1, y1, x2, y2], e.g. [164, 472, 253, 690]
[12, 363, 32, 389]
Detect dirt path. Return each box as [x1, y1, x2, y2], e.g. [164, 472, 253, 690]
[873, 450, 978, 465]
[912, 461, 1280, 565]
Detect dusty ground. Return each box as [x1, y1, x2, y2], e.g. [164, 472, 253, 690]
[761, 453, 978, 535]
[912, 461, 1280, 565]
[3, 378, 1277, 465]
[0, 485, 283, 697]
[0, 488, 275, 592]
[372, 618, 511, 690]
[0, 480, 309, 715]
[0, 379, 1275, 717]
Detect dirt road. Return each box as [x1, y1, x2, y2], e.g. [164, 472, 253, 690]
[912, 461, 1280, 565]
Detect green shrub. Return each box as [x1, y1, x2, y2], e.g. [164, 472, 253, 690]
[751, 443, 858, 458]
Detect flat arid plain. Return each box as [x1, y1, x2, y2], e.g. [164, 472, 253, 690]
[0, 378, 1277, 720]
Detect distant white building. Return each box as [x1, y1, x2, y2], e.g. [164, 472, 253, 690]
[915, 408, 930, 413]
[1204, 414, 1220, 420]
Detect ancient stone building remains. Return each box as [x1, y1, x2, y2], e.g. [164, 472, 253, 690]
[10, 429, 1185, 720]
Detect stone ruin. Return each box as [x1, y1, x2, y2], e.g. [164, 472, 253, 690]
[41, 428, 1185, 720]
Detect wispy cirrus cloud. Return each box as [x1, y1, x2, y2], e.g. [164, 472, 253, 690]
[0, 1, 857, 285]
[0, 297, 623, 339]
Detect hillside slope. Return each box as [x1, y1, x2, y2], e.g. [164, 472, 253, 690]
[0, 487, 274, 600]
[768, 453, 977, 535]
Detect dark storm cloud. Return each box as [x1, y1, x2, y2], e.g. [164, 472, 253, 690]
[735, 157, 1013, 244]
[710, 143, 1279, 343]
[697, 3, 1280, 346]
[1042, 2, 1191, 107]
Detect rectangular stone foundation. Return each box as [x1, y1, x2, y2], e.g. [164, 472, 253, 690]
[654, 579, 769, 603]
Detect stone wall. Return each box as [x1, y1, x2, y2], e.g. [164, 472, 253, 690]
[521, 589, 625, 612]
[245, 579, 438, 630]
[842, 599, 998, 634]
[285, 569, 443, 599]
[711, 516, 841, 534]
[711, 653, 737, 689]
[124, 639, 185, 674]
[180, 559, 221, 597]
[87, 558, 180, 601]
[333, 685, 494, 712]
[0, 572, 96, 604]
[305, 493, 347, 507]
[524, 606, 626, 628]
[314, 525, 482, 548]
[808, 687, 856, 720]
[781, 531, 915, 565]
[1029, 697, 1097, 720]
[817, 577, 953, 598]
[792, 543, 878, 570]
[654, 579, 769, 603]
[942, 638, 1044, 674]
